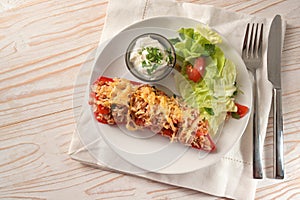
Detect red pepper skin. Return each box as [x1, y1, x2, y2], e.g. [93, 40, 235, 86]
[161, 128, 173, 138]
[98, 76, 114, 82]
[91, 76, 114, 124]
[98, 76, 141, 85]
[97, 104, 110, 115]
[134, 118, 145, 126]
[94, 112, 108, 124]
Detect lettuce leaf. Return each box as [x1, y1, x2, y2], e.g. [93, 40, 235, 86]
[172, 26, 238, 135]
[195, 25, 222, 44]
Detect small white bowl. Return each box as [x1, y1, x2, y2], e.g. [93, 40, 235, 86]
[125, 33, 176, 82]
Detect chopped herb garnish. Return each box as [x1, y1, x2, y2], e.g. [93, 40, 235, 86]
[137, 46, 172, 75]
[142, 60, 147, 68]
[146, 64, 159, 75]
[144, 47, 163, 63]
[204, 107, 214, 116]
[147, 68, 152, 75]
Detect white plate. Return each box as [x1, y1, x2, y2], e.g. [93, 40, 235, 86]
[88, 17, 252, 174]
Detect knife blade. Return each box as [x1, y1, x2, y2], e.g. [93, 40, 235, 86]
[267, 15, 284, 179]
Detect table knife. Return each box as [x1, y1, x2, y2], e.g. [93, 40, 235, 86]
[267, 15, 284, 179]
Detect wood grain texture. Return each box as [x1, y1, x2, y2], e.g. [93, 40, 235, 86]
[0, 0, 299, 199]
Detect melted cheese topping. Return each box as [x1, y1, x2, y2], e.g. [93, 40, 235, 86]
[92, 77, 210, 147]
[110, 78, 136, 105]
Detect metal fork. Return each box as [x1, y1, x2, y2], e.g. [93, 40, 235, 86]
[242, 23, 264, 179]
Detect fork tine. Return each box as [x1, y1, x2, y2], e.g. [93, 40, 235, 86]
[258, 24, 263, 56]
[248, 23, 255, 57]
[242, 23, 264, 59]
[253, 23, 264, 58]
[253, 23, 259, 57]
[242, 23, 250, 57]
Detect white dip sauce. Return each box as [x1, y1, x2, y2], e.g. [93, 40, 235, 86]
[129, 36, 171, 78]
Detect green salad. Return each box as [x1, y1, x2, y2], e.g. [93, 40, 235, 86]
[170, 26, 247, 135]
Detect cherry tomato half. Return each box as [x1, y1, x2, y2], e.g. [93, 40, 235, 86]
[234, 103, 249, 118]
[194, 57, 206, 76]
[186, 64, 202, 83]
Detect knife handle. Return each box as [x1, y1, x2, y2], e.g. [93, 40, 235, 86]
[273, 88, 284, 179]
[253, 74, 263, 179]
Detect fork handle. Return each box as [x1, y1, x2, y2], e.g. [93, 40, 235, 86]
[253, 73, 263, 179]
[273, 88, 284, 179]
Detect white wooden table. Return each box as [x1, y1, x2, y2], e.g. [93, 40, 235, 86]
[0, 0, 299, 199]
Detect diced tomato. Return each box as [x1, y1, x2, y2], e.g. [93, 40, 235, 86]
[194, 57, 206, 76]
[233, 103, 249, 119]
[186, 64, 202, 83]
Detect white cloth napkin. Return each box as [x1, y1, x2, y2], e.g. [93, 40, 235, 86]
[69, 0, 285, 199]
